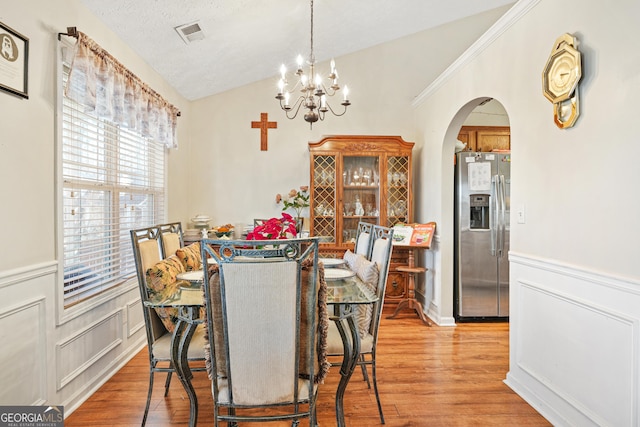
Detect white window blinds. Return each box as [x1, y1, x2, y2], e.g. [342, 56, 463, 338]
[61, 58, 166, 307]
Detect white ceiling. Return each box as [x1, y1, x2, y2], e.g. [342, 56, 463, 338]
[80, 0, 515, 101]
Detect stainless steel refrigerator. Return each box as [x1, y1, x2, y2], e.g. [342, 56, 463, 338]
[454, 151, 510, 320]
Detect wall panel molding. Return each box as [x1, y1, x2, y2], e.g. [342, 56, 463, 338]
[0, 261, 57, 290]
[510, 251, 640, 295]
[56, 310, 123, 390]
[508, 252, 640, 426]
[0, 297, 47, 405]
[126, 297, 144, 338]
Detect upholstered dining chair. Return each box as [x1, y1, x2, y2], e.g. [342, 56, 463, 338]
[130, 225, 206, 426]
[327, 224, 394, 424]
[201, 237, 328, 426]
[354, 221, 375, 259]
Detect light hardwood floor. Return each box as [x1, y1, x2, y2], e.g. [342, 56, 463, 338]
[65, 306, 551, 426]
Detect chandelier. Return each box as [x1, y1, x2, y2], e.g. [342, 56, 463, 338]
[275, 0, 350, 127]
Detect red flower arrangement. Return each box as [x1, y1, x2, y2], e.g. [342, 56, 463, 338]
[246, 213, 298, 241]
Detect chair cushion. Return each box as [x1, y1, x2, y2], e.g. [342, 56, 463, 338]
[162, 232, 181, 257]
[326, 321, 374, 355]
[152, 323, 207, 360]
[139, 239, 162, 271]
[176, 242, 201, 271]
[145, 255, 185, 333]
[355, 232, 371, 257]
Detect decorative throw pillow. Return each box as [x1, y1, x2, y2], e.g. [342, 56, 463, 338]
[176, 242, 201, 271]
[145, 255, 185, 333]
[353, 256, 379, 337]
[343, 249, 358, 271]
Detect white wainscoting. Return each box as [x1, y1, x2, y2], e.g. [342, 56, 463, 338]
[56, 310, 123, 390]
[0, 261, 146, 413]
[507, 252, 640, 427]
[126, 297, 145, 338]
[0, 295, 48, 405]
[0, 262, 56, 405]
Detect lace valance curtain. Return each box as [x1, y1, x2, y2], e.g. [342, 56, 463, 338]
[64, 31, 180, 148]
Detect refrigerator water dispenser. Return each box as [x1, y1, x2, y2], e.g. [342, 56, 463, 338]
[469, 194, 490, 229]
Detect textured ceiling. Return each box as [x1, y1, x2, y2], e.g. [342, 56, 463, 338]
[80, 0, 515, 101]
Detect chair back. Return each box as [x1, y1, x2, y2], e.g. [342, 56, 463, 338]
[158, 222, 184, 258]
[202, 237, 325, 423]
[354, 221, 374, 259]
[368, 225, 394, 337]
[130, 226, 167, 345]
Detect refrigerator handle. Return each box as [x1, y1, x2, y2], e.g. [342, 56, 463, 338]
[490, 174, 498, 256]
[498, 174, 506, 257]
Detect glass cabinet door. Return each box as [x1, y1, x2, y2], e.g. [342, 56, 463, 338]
[385, 156, 410, 226]
[312, 155, 336, 241]
[341, 155, 380, 244]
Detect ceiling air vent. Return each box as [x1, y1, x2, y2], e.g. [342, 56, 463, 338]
[175, 21, 205, 44]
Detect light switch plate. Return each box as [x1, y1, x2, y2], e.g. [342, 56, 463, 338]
[517, 204, 526, 224]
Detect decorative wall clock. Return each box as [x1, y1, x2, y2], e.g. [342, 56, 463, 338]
[542, 33, 582, 129]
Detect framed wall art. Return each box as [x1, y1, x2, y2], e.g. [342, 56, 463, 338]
[0, 21, 28, 99]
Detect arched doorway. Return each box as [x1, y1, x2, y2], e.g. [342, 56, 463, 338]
[454, 99, 510, 320]
[436, 97, 510, 323]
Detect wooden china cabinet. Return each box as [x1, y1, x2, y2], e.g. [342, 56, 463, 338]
[308, 135, 414, 304]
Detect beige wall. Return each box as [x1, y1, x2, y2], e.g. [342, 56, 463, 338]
[413, 0, 640, 425]
[182, 7, 511, 227]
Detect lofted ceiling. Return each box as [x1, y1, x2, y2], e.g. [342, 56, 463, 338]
[80, 0, 515, 101]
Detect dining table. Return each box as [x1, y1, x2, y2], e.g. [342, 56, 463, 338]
[144, 258, 376, 427]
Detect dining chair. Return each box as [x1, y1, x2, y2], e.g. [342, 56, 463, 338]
[201, 237, 328, 426]
[354, 221, 375, 259]
[327, 224, 394, 424]
[130, 225, 206, 426]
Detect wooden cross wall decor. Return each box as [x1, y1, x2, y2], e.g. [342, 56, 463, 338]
[251, 113, 277, 151]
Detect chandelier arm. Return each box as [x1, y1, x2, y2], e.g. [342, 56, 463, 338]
[280, 95, 306, 120]
[321, 84, 340, 97]
[324, 101, 349, 117]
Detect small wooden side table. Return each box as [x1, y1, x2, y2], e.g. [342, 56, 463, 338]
[387, 246, 432, 326]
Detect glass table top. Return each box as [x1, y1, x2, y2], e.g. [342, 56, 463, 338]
[144, 268, 377, 308]
[326, 275, 377, 305]
[144, 287, 204, 308]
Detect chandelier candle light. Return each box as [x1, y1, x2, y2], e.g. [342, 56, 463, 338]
[275, 0, 350, 127]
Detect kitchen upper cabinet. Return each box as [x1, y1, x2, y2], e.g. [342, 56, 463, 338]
[457, 126, 510, 152]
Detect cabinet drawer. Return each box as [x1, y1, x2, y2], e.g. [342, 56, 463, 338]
[385, 271, 407, 301]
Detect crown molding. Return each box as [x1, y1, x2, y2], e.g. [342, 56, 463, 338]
[412, 0, 541, 107]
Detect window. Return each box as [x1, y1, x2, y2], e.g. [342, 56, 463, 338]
[60, 59, 166, 307]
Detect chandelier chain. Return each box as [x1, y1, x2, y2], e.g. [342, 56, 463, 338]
[309, 0, 314, 63]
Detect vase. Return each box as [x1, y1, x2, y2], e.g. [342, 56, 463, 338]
[295, 217, 304, 237]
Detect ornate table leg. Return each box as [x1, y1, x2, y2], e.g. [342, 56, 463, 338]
[332, 304, 360, 427]
[387, 248, 432, 326]
[171, 306, 201, 427]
